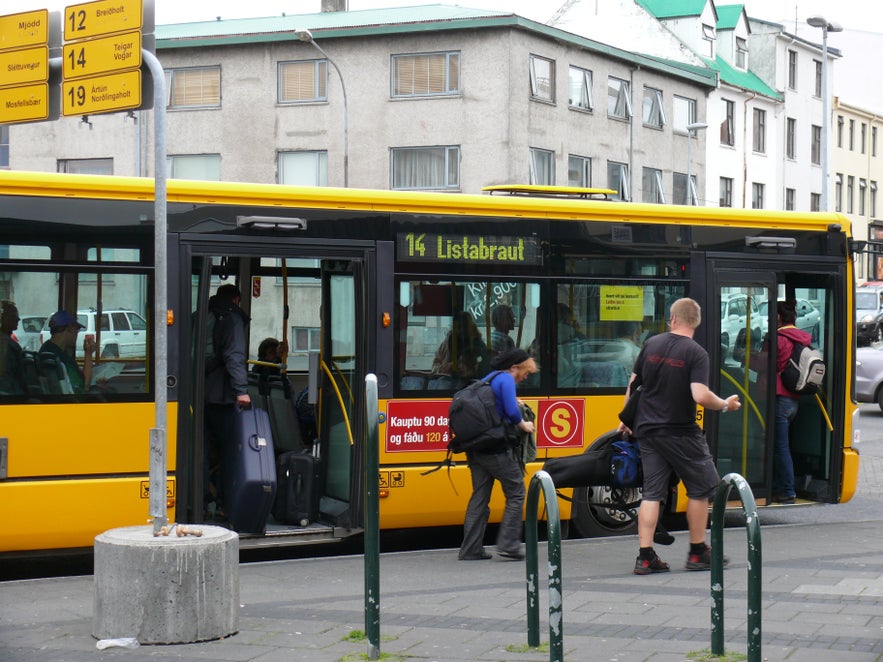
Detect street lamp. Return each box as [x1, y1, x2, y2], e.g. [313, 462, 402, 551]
[296, 28, 349, 187]
[686, 121, 707, 205]
[806, 16, 842, 211]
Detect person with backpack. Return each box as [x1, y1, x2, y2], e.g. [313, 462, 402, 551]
[772, 300, 813, 504]
[204, 283, 251, 519]
[619, 298, 741, 575]
[458, 348, 537, 561]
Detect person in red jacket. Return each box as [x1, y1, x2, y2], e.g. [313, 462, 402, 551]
[773, 300, 813, 504]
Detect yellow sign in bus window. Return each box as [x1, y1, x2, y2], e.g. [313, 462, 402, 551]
[600, 285, 644, 321]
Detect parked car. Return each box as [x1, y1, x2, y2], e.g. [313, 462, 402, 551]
[856, 343, 883, 410]
[720, 294, 763, 359]
[40, 309, 147, 358]
[15, 314, 48, 351]
[856, 286, 883, 346]
[758, 299, 820, 344]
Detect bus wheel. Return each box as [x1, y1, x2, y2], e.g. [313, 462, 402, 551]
[569, 484, 639, 538]
[101, 344, 120, 358]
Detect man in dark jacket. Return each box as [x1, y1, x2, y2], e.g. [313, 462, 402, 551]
[204, 283, 250, 517]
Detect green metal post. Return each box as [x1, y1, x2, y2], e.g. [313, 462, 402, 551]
[525, 470, 563, 662]
[364, 375, 380, 660]
[710, 472, 762, 662]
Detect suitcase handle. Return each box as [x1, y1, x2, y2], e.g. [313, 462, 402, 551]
[249, 434, 268, 452]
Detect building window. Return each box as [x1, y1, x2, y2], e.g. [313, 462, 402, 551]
[672, 172, 696, 205]
[568, 66, 593, 111]
[861, 123, 867, 154]
[57, 158, 113, 175]
[166, 66, 220, 109]
[871, 181, 878, 217]
[719, 177, 733, 207]
[278, 151, 328, 186]
[0, 125, 8, 168]
[721, 99, 734, 146]
[860, 178, 867, 216]
[642, 87, 665, 128]
[837, 115, 844, 147]
[279, 60, 327, 103]
[391, 146, 460, 190]
[752, 108, 766, 153]
[167, 154, 221, 180]
[735, 37, 748, 69]
[702, 23, 715, 57]
[847, 175, 855, 213]
[529, 147, 555, 185]
[835, 173, 843, 212]
[673, 95, 696, 133]
[607, 161, 629, 200]
[873, 127, 878, 157]
[292, 326, 321, 351]
[751, 183, 764, 209]
[810, 192, 821, 211]
[607, 76, 632, 119]
[811, 125, 821, 165]
[568, 154, 591, 187]
[391, 51, 459, 97]
[786, 117, 796, 159]
[529, 54, 555, 103]
[642, 167, 665, 203]
[813, 60, 822, 97]
[785, 188, 795, 211]
[849, 119, 855, 150]
[787, 50, 797, 90]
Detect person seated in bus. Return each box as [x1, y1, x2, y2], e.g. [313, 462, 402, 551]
[612, 321, 643, 374]
[490, 304, 516, 356]
[39, 310, 96, 394]
[0, 301, 25, 395]
[557, 303, 585, 387]
[430, 311, 490, 389]
[251, 337, 288, 377]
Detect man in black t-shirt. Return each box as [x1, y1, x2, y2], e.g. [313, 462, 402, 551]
[619, 298, 742, 575]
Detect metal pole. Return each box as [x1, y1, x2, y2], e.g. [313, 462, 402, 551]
[820, 28, 829, 211]
[687, 131, 692, 205]
[304, 39, 348, 188]
[364, 375, 380, 659]
[143, 49, 168, 533]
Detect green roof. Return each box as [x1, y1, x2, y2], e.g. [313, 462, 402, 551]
[636, 0, 711, 20]
[701, 55, 781, 100]
[715, 5, 745, 31]
[155, 4, 718, 89]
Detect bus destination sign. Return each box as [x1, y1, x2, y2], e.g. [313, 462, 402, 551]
[397, 232, 541, 265]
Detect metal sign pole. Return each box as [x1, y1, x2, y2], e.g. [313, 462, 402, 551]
[142, 48, 168, 533]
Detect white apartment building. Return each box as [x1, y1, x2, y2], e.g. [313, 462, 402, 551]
[5, 5, 716, 198]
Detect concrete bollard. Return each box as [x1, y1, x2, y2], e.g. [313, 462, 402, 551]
[93, 524, 239, 645]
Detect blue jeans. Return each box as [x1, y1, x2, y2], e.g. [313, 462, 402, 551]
[773, 396, 800, 497]
[459, 447, 525, 558]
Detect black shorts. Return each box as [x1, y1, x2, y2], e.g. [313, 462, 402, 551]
[638, 429, 720, 501]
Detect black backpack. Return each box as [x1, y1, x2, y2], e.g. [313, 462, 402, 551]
[781, 340, 825, 395]
[447, 371, 509, 454]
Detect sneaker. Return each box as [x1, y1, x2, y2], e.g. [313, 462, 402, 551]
[685, 544, 729, 571]
[498, 549, 525, 561]
[633, 553, 670, 575]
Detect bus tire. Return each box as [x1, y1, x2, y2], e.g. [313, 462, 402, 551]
[569, 484, 639, 538]
[101, 344, 120, 359]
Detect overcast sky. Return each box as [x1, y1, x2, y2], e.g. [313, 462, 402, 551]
[4, 0, 879, 38]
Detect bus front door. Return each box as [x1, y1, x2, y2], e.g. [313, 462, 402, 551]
[708, 269, 776, 501]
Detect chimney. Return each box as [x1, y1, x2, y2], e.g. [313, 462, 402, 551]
[322, 0, 348, 11]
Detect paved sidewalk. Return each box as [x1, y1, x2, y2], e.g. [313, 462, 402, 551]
[1, 519, 882, 661]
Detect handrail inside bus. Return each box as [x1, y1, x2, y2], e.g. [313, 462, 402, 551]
[321, 359, 355, 446]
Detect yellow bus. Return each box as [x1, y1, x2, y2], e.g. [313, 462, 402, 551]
[0, 172, 860, 554]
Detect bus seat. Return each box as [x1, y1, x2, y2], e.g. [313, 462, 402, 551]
[37, 353, 74, 395]
[266, 377, 305, 453]
[400, 373, 428, 390]
[581, 361, 630, 387]
[21, 351, 42, 396]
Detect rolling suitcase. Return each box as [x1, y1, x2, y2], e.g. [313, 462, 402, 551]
[273, 449, 322, 526]
[225, 405, 277, 534]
